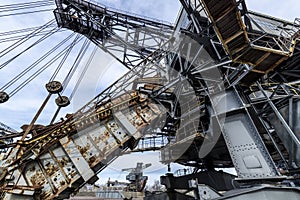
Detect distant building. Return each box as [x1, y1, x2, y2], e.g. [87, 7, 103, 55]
[67, 185, 143, 200]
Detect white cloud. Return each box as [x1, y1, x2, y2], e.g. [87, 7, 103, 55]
[246, 0, 300, 21]
[97, 0, 181, 23]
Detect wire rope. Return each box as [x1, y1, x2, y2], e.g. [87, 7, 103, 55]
[0, 1, 53, 9]
[0, 26, 61, 70]
[49, 34, 83, 82]
[1, 33, 77, 91]
[9, 37, 84, 97]
[0, 24, 55, 37]
[0, 19, 56, 58]
[0, 9, 54, 18]
[70, 45, 98, 100]
[0, 2, 54, 13]
[0, 29, 66, 43]
[61, 38, 92, 93]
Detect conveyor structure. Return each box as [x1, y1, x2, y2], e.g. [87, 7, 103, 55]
[1, 0, 300, 200]
[0, 87, 166, 199]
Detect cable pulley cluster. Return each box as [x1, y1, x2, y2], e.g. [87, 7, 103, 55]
[0, 1, 100, 127]
[0, 32, 84, 103]
[45, 81, 70, 107]
[45, 81, 63, 94]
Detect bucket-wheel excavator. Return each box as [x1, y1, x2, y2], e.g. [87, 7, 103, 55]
[1, 0, 300, 199]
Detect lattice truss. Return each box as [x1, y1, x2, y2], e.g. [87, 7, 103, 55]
[1, 0, 300, 199]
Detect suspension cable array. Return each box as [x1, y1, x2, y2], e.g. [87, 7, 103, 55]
[0, 1, 54, 18]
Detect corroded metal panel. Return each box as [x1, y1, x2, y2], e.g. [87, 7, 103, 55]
[1, 91, 164, 199]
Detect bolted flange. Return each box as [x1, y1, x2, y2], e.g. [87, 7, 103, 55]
[0, 91, 9, 103]
[46, 81, 63, 94]
[55, 96, 70, 107]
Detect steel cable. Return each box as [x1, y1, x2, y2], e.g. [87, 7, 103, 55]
[61, 38, 92, 93]
[1, 33, 77, 91]
[0, 26, 61, 70]
[49, 34, 83, 82]
[0, 19, 56, 59]
[9, 36, 84, 97]
[69, 45, 98, 100]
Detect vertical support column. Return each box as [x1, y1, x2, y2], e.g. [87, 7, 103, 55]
[210, 89, 280, 179]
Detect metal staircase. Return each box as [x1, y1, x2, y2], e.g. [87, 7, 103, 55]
[200, 0, 300, 84]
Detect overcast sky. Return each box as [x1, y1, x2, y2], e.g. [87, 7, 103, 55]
[246, 0, 300, 21]
[0, 0, 300, 185]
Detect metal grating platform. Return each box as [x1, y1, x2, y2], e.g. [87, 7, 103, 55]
[201, 0, 300, 84]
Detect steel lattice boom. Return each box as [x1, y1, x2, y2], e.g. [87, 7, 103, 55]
[1, 0, 300, 200]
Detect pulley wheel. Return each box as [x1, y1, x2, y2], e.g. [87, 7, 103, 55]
[55, 96, 70, 107]
[46, 81, 63, 94]
[0, 91, 9, 103]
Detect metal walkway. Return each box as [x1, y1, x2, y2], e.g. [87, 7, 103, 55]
[201, 0, 300, 84]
